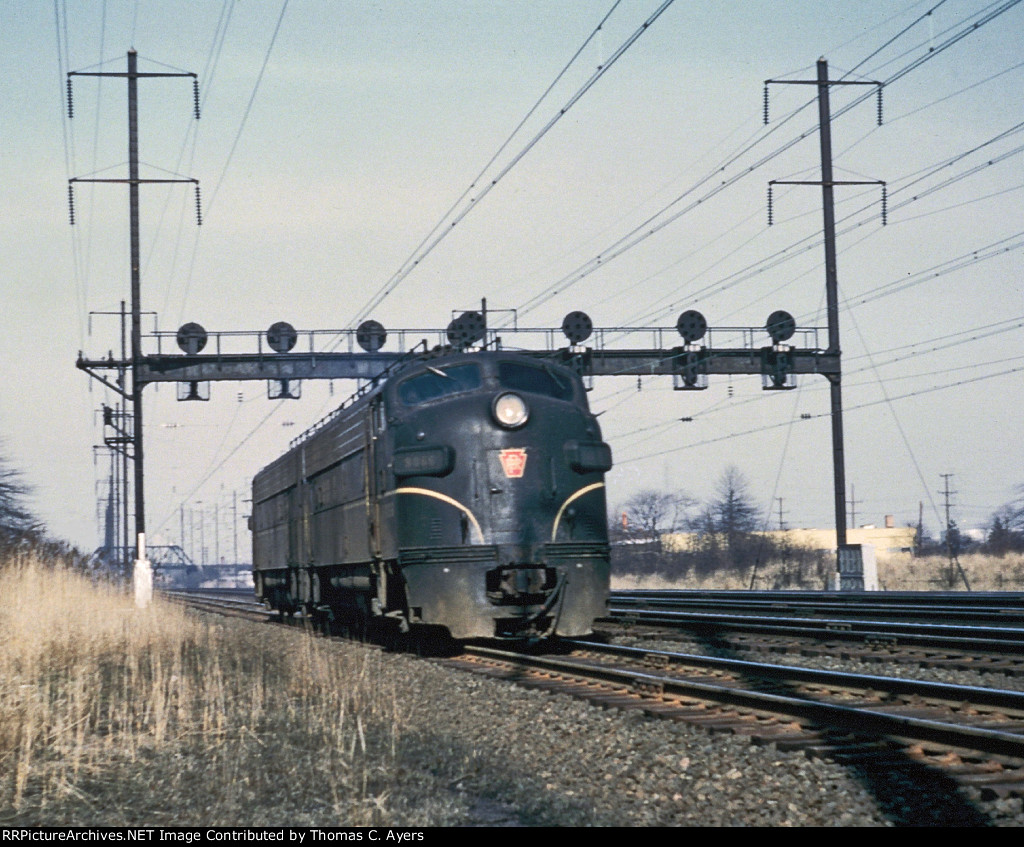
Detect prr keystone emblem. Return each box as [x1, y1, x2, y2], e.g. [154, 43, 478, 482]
[499, 448, 527, 478]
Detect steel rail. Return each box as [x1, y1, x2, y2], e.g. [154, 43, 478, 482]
[606, 606, 1024, 653]
[463, 643, 1024, 759]
[612, 589, 1024, 624]
[564, 639, 1024, 711]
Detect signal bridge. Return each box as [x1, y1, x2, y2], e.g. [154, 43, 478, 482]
[77, 307, 838, 400]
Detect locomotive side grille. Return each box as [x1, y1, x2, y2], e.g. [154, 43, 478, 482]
[399, 545, 499, 566]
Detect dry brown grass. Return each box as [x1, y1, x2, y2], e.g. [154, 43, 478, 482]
[611, 553, 1024, 591]
[877, 553, 1024, 591]
[0, 553, 404, 826]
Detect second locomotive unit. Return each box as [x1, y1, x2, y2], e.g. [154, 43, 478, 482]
[251, 347, 612, 639]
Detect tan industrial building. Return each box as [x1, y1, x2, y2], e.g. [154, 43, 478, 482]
[662, 521, 917, 563]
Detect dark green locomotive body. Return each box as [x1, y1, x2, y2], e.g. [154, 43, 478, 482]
[252, 350, 611, 639]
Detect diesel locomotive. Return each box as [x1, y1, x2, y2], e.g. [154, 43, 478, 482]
[251, 348, 612, 639]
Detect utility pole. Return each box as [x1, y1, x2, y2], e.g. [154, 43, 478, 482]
[917, 501, 924, 557]
[120, 300, 130, 576]
[939, 473, 970, 590]
[91, 303, 134, 575]
[940, 473, 956, 530]
[765, 58, 885, 574]
[848, 484, 862, 529]
[68, 51, 200, 606]
[817, 59, 847, 549]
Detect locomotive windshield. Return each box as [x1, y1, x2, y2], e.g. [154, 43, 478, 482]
[398, 363, 482, 406]
[498, 361, 575, 402]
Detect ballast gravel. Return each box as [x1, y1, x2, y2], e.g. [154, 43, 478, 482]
[369, 646, 1024, 827]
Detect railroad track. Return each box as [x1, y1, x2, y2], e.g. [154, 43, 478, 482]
[601, 590, 1024, 680]
[161, 589, 269, 622]
[612, 589, 1024, 626]
[440, 640, 1024, 798]
[606, 606, 1024, 650]
[166, 588, 1024, 797]
[600, 621, 1024, 682]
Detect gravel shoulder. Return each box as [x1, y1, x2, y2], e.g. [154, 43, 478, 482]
[371, 642, 1024, 827]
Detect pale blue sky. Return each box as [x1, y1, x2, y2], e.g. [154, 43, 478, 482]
[2, 1, 1022, 555]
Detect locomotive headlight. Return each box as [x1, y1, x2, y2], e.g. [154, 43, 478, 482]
[493, 392, 529, 429]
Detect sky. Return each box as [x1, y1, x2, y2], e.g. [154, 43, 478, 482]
[1, 1, 1023, 561]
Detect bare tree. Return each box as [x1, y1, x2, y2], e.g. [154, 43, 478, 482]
[690, 466, 761, 574]
[698, 466, 758, 535]
[618, 488, 693, 542]
[1001, 486, 1024, 532]
[985, 487, 1024, 555]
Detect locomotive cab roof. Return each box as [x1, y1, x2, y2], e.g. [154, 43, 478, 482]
[281, 348, 591, 458]
[385, 349, 588, 410]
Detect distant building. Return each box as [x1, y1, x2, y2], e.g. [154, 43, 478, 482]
[662, 524, 917, 562]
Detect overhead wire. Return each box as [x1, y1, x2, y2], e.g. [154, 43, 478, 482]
[204, 0, 291, 218]
[347, 0, 678, 329]
[600, 232, 1024, 465]
[155, 0, 237, 320]
[843, 0, 951, 79]
[152, 400, 288, 537]
[615, 359, 1024, 467]
[850, 231, 1024, 308]
[512, 0, 1023, 320]
[499, 111, 770, 304]
[173, 0, 290, 325]
[352, 0, 625, 326]
[64, 3, 1022, 536]
[176, 1, 1015, 510]
[624, 116, 1024, 329]
[604, 314, 1024, 433]
[832, 56, 1024, 163]
[601, 216, 1024, 482]
[83, 0, 108, 314]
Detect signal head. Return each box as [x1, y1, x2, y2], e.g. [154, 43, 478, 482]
[446, 311, 486, 349]
[176, 322, 207, 354]
[356, 320, 387, 352]
[561, 311, 593, 345]
[267, 321, 298, 353]
[765, 310, 796, 343]
[676, 310, 707, 343]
